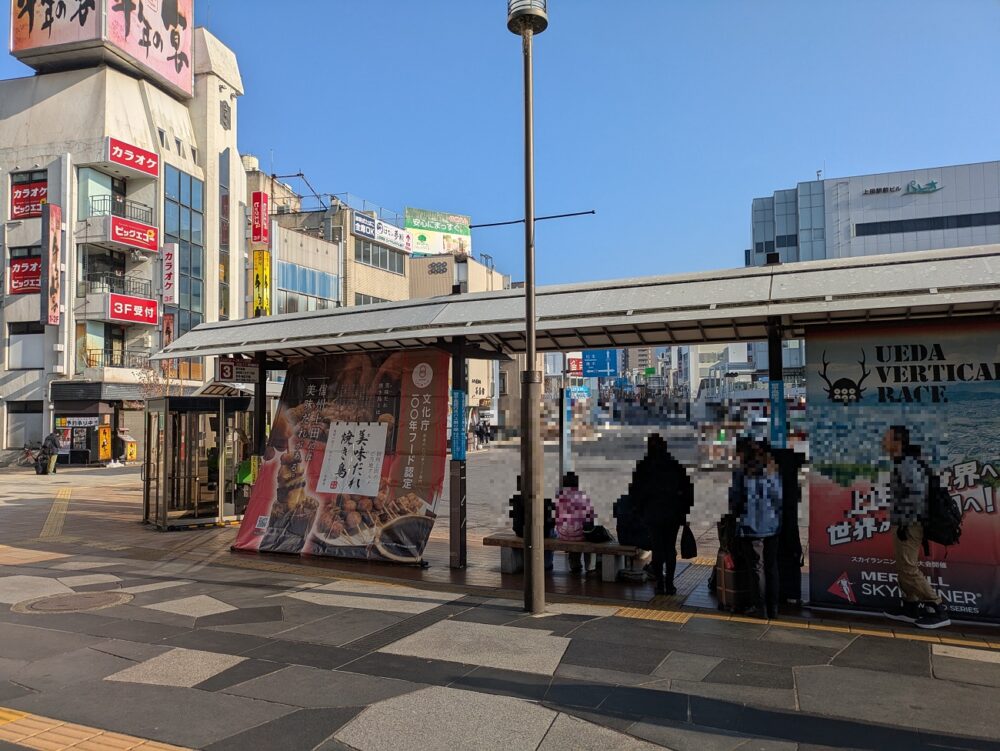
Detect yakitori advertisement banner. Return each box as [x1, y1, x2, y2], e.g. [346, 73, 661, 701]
[234, 350, 450, 563]
[807, 321, 1000, 621]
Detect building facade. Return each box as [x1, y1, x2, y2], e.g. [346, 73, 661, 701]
[1, 19, 245, 455]
[745, 160, 1000, 377]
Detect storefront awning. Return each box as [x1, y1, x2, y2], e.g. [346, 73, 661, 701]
[153, 245, 1000, 365]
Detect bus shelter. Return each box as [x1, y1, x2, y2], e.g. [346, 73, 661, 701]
[153, 246, 1000, 620]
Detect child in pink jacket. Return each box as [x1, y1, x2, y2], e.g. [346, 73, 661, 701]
[555, 472, 597, 572]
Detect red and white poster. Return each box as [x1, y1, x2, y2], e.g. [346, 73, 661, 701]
[9, 257, 41, 294]
[807, 321, 1000, 622]
[107, 137, 159, 178]
[109, 293, 158, 325]
[40, 204, 62, 326]
[567, 357, 583, 376]
[162, 242, 178, 305]
[234, 350, 450, 563]
[110, 216, 158, 252]
[251, 191, 269, 247]
[11, 180, 47, 219]
[105, 0, 194, 97]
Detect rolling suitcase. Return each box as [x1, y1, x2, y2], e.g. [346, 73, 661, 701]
[715, 549, 753, 613]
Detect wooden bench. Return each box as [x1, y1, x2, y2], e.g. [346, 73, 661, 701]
[483, 531, 641, 582]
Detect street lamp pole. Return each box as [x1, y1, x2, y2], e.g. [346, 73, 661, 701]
[508, 0, 548, 615]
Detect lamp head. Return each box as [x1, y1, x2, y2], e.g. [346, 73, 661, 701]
[507, 0, 548, 34]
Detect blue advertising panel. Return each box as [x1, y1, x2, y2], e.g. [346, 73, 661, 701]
[583, 349, 618, 378]
[451, 389, 466, 461]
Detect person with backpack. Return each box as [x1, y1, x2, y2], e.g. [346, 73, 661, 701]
[881, 425, 951, 629]
[730, 439, 783, 619]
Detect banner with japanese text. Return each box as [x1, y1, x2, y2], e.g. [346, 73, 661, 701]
[234, 350, 450, 563]
[807, 321, 1000, 621]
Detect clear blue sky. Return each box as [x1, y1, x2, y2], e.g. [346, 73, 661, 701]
[2, 1, 998, 285]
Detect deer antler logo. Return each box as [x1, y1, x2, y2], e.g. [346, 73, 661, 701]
[818, 350, 871, 405]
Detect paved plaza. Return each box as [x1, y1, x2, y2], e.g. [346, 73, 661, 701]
[0, 465, 993, 750]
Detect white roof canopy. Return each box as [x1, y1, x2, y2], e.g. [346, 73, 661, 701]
[155, 246, 1000, 365]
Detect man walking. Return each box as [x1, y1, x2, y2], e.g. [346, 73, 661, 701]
[882, 425, 950, 629]
[42, 429, 61, 475]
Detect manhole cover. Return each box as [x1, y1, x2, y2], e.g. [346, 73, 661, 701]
[12, 591, 132, 614]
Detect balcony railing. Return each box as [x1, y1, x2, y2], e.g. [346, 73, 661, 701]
[84, 272, 152, 298]
[85, 349, 150, 370]
[88, 194, 154, 225]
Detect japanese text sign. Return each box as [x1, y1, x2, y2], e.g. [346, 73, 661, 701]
[11, 0, 193, 98]
[107, 137, 159, 177]
[251, 191, 269, 247]
[40, 203, 61, 326]
[161, 242, 178, 304]
[108, 292, 158, 325]
[567, 357, 583, 375]
[350, 211, 411, 253]
[252, 250, 271, 317]
[9, 257, 41, 294]
[583, 349, 618, 377]
[234, 350, 449, 563]
[451, 389, 466, 461]
[405, 207, 472, 256]
[317, 422, 389, 496]
[807, 322, 1000, 622]
[217, 357, 260, 383]
[11, 180, 47, 219]
[109, 215, 158, 252]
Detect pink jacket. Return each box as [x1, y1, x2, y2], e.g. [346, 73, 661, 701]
[555, 487, 596, 541]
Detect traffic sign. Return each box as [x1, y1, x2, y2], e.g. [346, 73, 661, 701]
[582, 349, 618, 377]
[217, 357, 260, 383]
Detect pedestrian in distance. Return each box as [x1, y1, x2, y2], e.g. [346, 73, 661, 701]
[881, 425, 951, 630]
[730, 439, 783, 619]
[42, 429, 61, 475]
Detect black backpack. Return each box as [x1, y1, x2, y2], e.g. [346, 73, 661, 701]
[918, 460, 963, 550]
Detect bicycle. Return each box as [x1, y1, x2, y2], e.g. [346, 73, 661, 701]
[16, 443, 41, 467]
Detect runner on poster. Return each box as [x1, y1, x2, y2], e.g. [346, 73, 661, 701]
[807, 321, 1000, 621]
[234, 350, 449, 563]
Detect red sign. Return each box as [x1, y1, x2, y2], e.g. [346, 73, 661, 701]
[11, 181, 47, 219]
[251, 192, 269, 247]
[109, 293, 158, 325]
[567, 358, 583, 375]
[9, 257, 41, 294]
[109, 216, 159, 252]
[107, 137, 159, 178]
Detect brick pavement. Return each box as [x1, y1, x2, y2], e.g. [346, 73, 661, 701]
[0, 466, 996, 749]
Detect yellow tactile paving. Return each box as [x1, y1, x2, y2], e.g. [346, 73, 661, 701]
[40, 489, 72, 539]
[0, 709, 191, 751]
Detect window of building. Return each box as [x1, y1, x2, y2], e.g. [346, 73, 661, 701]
[354, 240, 405, 275]
[162, 163, 205, 380]
[499, 371, 508, 396]
[190, 147, 198, 164]
[775, 233, 797, 248]
[10, 170, 47, 219]
[355, 293, 389, 306]
[7, 322, 45, 369]
[174, 138, 183, 157]
[218, 149, 230, 320]
[5, 400, 43, 450]
[855, 211, 1000, 237]
[276, 262, 338, 313]
[158, 129, 166, 148]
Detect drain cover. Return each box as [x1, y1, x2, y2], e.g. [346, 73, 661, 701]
[12, 591, 132, 614]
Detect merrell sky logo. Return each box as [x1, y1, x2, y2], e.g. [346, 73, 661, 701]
[905, 179, 942, 194]
[828, 571, 857, 603]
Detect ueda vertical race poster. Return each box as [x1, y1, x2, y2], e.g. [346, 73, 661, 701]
[807, 321, 1000, 621]
[235, 350, 449, 563]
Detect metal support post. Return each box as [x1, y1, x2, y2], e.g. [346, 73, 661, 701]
[254, 351, 267, 455]
[450, 337, 468, 569]
[767, 316, 787, 449]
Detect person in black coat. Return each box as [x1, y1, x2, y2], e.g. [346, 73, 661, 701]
[617, 433, 694, 594]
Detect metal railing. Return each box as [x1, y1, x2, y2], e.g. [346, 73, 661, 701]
[85, 349, 150, 369]
[84, 272, 152, 298]
[88, 194, 154, 225]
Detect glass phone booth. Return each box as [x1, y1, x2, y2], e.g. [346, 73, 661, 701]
[143, 396, 254, 530]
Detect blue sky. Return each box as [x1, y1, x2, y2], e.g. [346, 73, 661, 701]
[2, 1, 998, 285]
